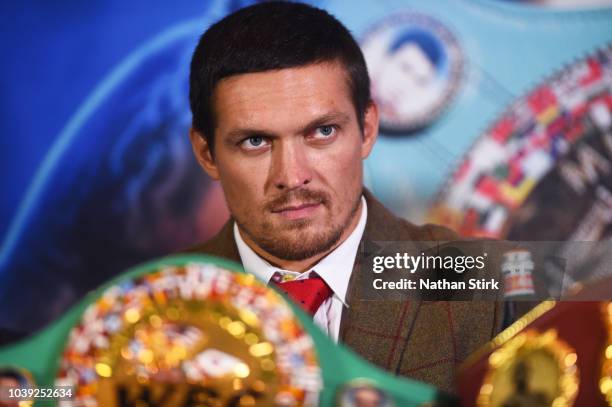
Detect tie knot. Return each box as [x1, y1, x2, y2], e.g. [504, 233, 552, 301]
[272, 272, 333, 316]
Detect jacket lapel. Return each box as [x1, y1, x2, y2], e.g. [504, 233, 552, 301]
[339, 190, 425, 373]
[183, 219, 241, 264]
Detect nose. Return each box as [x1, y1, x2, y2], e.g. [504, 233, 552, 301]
[269, 139, 312, 191]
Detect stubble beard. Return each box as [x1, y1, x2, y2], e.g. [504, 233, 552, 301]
[236, 189, 362, 261]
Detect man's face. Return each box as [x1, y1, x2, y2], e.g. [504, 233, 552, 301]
[378, 43, 438, 117]
[190, 61, 378, 261]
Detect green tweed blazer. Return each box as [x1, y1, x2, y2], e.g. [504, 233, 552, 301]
[184, 189, 503, 392]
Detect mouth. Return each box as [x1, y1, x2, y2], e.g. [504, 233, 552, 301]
[271, 202, 322, 220]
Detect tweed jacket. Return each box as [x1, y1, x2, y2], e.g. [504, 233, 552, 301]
[184, 190, 503, 392]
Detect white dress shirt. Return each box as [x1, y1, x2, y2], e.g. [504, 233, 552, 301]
[233, 196, 368, 342]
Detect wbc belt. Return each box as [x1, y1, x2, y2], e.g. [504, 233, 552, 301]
[0, 255, 456, 407]
[456, 277, 612, 407]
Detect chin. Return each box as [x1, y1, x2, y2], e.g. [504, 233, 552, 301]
[280, 218, 314, 229]
[258, 224, 343, 261]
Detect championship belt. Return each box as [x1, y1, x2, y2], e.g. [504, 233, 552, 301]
[0, 255, 456, 406]
[456, 277, 612, 407]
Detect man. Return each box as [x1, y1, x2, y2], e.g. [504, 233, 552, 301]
[373, 30, 443, 123]
[186, 1, 502, 392]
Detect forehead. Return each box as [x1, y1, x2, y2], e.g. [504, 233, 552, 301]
[212, 62, 356, 134]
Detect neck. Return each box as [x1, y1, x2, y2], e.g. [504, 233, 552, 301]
[239, 200, 363, 273]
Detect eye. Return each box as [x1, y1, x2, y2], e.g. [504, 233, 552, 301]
[240, 135, 269, 151]
[314, 125, 336, 139]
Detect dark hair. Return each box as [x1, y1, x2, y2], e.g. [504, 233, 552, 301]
[189, 1, 371, 153]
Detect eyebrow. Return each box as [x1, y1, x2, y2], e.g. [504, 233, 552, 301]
[223, 111, 352, 144]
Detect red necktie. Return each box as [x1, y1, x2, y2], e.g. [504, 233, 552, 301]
[273, 273, 333, 316]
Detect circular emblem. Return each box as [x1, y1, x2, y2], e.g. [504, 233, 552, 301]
[477, 329, 579, 407]
[336, 379, 394, 407]
[54, 261, 322, 406]
[361, 12, 464, 134]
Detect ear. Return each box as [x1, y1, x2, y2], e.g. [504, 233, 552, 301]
[189, 128, 220, 180]
[361, 101, 379, 159]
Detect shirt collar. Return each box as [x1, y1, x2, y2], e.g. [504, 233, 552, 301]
[234, 196, 368, 306]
